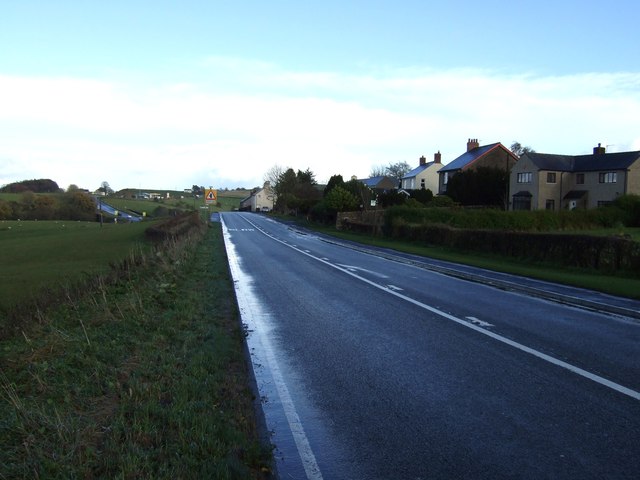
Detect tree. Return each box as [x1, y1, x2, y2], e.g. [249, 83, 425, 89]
[409, 188, 434, 205]
[344, 178, 372, 209]
[296, 168, 316, 185]
[1, 179, 60, 193]
[0, 199, 11, 220]
[325, 186, 358, 212]
[369, 165, 387, 177]
[446, 167, 508, 207]
[62, 191, 97, 220]
[264, 165, 285, 190]
[510, 141, 535, 157]
[385, 161, 411, 183]
[324, 174, 345, 196]
[272, 167, 320, 214]
[99, 181, 113, 195]
[369, 161, 411, 185]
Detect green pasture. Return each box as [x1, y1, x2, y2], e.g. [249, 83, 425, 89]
[105, 191, 246, 214]
[0, 220, 152, 309]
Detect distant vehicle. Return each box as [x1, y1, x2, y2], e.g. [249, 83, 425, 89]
[260, 206, 270, 212]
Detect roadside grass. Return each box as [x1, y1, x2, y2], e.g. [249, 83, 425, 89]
[576, 227, 640, 242]
[0, 220, 153, 310]
[0, 222, 272, 479]
[301, 222, 640, 300]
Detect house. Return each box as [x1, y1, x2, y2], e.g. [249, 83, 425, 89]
[358, 176, 398, 193]
[438, 139, 519, 195]
[510, 144, 640, 211]
[239, 182, 275, 212]
[401, 152, 442, 193]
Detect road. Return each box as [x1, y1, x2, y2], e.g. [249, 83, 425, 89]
[220, 212, 640, 480]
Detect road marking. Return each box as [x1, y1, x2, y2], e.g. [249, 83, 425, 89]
[336, 264, 390, 279]
[386, 284, 404, 291]
[240, 215, 640, 402]
[221, 216, 324, 480]
[466, 316, 494, 328]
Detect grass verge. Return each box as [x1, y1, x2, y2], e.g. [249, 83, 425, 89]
[0, 222, 272, 479]
[302, 222, 640, 300]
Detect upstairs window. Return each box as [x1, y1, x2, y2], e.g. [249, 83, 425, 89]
[517, 172, 532, 183]
[599, 172, 617, 183]
[546, 172, 556, 183]
[576, 173, 585, 185]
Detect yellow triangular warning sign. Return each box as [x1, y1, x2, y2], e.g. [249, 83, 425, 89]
[204, 189, 217, 204]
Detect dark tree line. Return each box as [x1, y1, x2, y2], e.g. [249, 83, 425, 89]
[1, 179, 61, 194]
[0, 191, 96, 221]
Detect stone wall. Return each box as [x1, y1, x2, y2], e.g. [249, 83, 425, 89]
[336, 210, 385, 234]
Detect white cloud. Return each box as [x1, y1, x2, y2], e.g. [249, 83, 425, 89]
[1, 63, 639, 190]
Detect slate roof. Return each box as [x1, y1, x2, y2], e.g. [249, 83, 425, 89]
[524, 151, 640, 172]
[360, 176, 386, 188]
[359, 176, 397, 188]
[402, 162, 436, 179]
[438, 142, 503, 172]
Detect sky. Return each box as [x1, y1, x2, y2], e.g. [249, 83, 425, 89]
[1, 0, 639, 191]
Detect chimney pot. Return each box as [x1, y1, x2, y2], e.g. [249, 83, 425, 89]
[434, 151, 441, 163]
[419, 155, 426, 166]
[593, 143, 606, 155]
[467, 138, 479, 152]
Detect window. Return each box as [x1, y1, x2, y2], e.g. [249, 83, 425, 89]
[599, 172, 617, 183]
[546, 172, 557, 183]
[443, 172, 449, 185]
[517, 172, 532, 183]
[420, 178, 425, 190]
[576, 173, 585, 185]
[597, 200, 613, 207]
[545, 199, 555, 210]
[512, 195, 532, 211]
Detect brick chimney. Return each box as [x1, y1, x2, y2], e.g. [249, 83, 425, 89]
[419, 155, 426, 166]
[593, 143, 606, 155]
[467, 138, 479, 151]
[434, 151, 441, 164]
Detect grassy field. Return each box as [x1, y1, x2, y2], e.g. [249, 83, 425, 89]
[105, 190, 248, 215]
[0, 221, 271, 478]
[0, 220, 153, 309]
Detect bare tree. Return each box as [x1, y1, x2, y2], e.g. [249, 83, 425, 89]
[369, 165, 386, 177]
[510, 141, 535, 157]
[385, 161, 411, 182]
[264, 165, 284, 188]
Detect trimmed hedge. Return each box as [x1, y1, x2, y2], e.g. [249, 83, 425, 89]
[385, 222, 640, 275]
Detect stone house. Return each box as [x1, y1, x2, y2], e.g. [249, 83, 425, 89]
[438, 139, 519, 195]
[510, 144, 640, 210]
[239, 182, 275, 212]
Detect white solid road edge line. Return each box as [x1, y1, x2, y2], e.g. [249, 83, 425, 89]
[241, 215, 640, 402]
[221, 215, 324, 480]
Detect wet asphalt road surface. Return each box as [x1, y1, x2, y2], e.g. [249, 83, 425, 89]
[221, 212, 640, 480]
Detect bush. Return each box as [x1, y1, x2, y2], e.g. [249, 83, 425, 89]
[612, 194, 640, 227]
